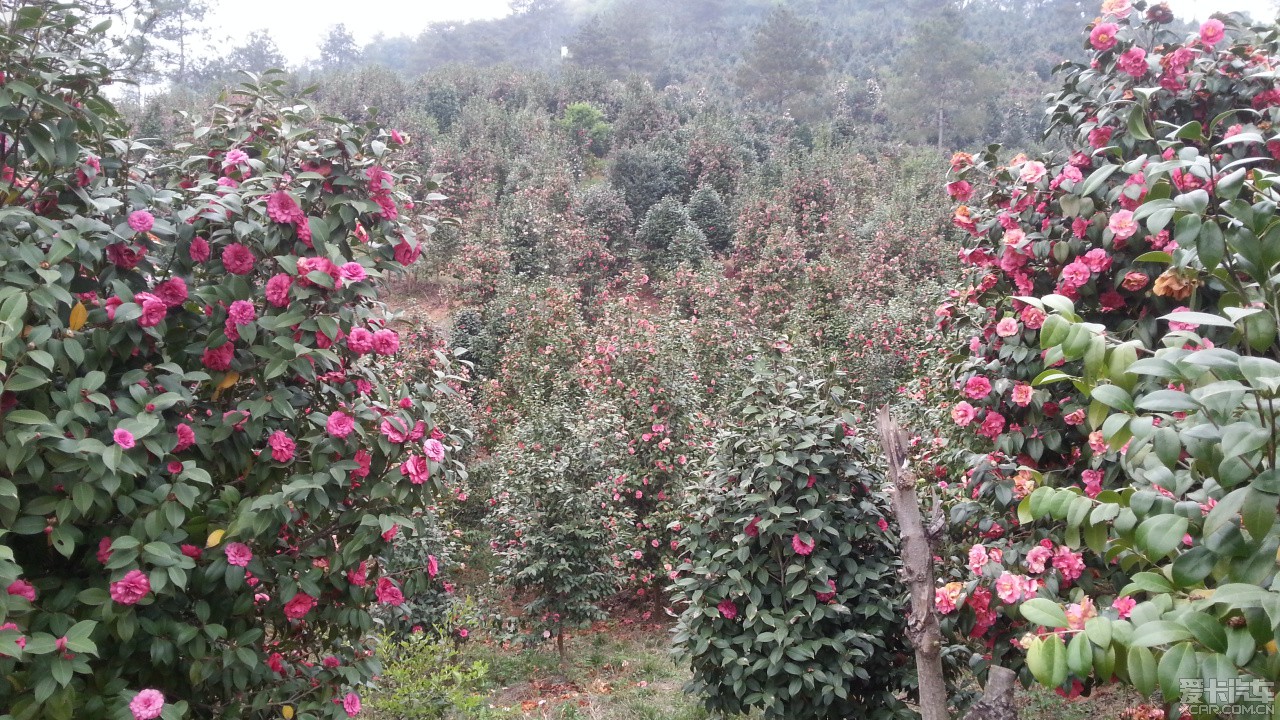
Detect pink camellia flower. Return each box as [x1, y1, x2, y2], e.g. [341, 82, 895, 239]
[1082, 248, 1113, 273]
[134, 292, 168, 328]
[1090, 22, 1119, 51]
[978, 412, 1006, 439]
[717, 599, 738, 620]
[98, 536, 113, 565]
[876, 518, 889, 532]
[339, 262, 367, 283]
[6, 579, 35, 602]
[110, 569, 151, 605]
[323, 656, 341, 669]
[935, 582, 964, 614]
[1065, 597, 1097, 631]
[945, 180, 973, 201]
[791, 535, 815, 556]
[223, 148, 249, 168]
[224, 542, 252, 567]
[265, 274, 292, 307]
[951, 401, 977, 426]
[283, 592, 316, 620]
[994, 573, 1026, 604]
[1060, 260, 1092, 288]
[114, 428, 136, 449]
[428, 555, 439, 578]
[189, 237, 210, 263]
[174, 423, 196, 452]
[1018, 161, 1047, 184]
[1063, 409, 1086, 426]
[1088, 125, 1113, 148]
[1200, 18, 1225, 46]
[423, 438, 446, 463]
[227, 300, 256, 327]
[402, 454, 429, 485]
[1052, 546, 1086, 583]
[266, 191, 305, 224]
[963, 376, 992, 399]
[381, 418, 410, 443]
[1011, 384, 1034, 407]
[201, 342, 235, 372]
[154, 277, 188, 308]
[1082, 469, 1105, 498]
[376, 577, 405, 606]
[390, 129, 406, 144]
[995, 318, 1019, 337]
[1025, 545, 1053, 574]
[347, 328, 375, 355]
[967, 544, 989, 574]
[268, 430, 295, 463]
[1020, 305, 1045, 329]
[371, 329, 400, 355]
[327, 411, 356, 439]
[347, 561, 369, 587]
[343, 692, 362, 718]
[129, 688, 165, 720]
[221, 243, 255, 275]
[1108, 209, 1139, 240]
[127, 210, 155, 233]
[1117, 46, 1148, 77]
[1112, 595, 1137, 619]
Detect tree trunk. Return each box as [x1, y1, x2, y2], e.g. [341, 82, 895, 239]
[937, 108, 945, 153]
[962, 665, 1019, 720]
[876, 406, 949, 720]
[556, 626, 565, 663]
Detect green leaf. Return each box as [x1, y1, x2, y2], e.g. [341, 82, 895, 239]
[1020, 598, 1069, 629]
[1026, 635, 1068, 688]
[1158, 642, 1197, 700]
[1127, 645, 1157, 697]
[1090, 385, 1134, 413]
[1135, 514, 1188, 559]
[1130, 620, 1192, 647]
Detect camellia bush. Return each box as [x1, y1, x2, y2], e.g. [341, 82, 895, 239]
[671, 359, 913, 720]
[0, 4, 463, 718]
[935, 1, 1280, 710]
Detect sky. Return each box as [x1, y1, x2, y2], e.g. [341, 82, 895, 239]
[193, 0, 1269, 66]
[200, 0, 515, 65]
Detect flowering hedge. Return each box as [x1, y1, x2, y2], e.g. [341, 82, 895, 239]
[0, 5, 462, 718]
[937, 0, 1279, 706]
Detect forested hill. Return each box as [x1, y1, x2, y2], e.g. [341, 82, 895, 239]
[141, 0, 1138, 151]
[360, 0, 1098, 149]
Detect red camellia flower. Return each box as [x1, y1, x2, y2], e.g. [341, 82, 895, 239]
[282, 592, 316, 620]
[717, 598, 737, 619]
[791, 534, 815, 556]
[375, 577, 405, 606]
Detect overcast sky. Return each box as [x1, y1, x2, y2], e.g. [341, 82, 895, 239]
[195, 0, 1269, 66]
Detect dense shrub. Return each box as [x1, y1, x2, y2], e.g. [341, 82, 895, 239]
[0, 6, 463, 717]
[686, 186, 734, 253]
[610, 142, 691, 220]
[672, 361, 913, 720]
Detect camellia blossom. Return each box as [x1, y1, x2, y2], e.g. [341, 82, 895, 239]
[227, 300, 256, 327]
[129, 689, 165, 720]
[6, 579, 35, 601]
[127, 210, 154, 233]
[110, 570, 151, 605]
[1100, 0, 1132, 18]
[221, 243, 255, 275]
[791, 534, 815, 556]
[1011, 384, 1034, 406]
[339, 262, 367, 283]
[978, 412, 1006, 439]
[1108, 209, 1139, 240]
[189, 236, 210, 263]
[1018, 161, 1047, 184]
[268, 430, 296, 463]
[174, 423, 196, 452]
[1090, 22, 1119, 51]
[402, 454, 429, 484]
[224, 542, 252, 567]
[223, 148, 249, 167]
[935, 582, 964, 614]
[1060, 260, 1092, 288]
[266, 190, 305, 224]
[1024, 545, 1053, 574]
[1082, 469, 1105, 498]
[1052, 546, 1086, 583]
[376, 577, 405, 606]
[423, 438, 445, 463]
[1112, 595, 1137, 619]
[967, 544, 989, 574]
[428, 555, 439, 578]
[963, 376, 992, 399]
[134, 292, 168, 328]
[114, 428, 136, 449]
[995, 318, 1019, 337]
[372, 328, 400, 355]
[717, 599, 738, 619]
[1200, 18, 1225, 46]
[327, 411, 356, 439]
[265, 273, 292, 307]
[283, 592, 316, 620]
[951, 401, 977, 426]
[343, 692, 362, 718]
[154, 277, 188, 308]
[1117, 46, 1148, 77]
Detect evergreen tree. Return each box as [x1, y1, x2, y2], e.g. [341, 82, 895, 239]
[686, 186, 733, 254]
[319, 24, 362, 72]
[733, 7, 829, 118]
